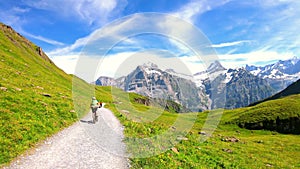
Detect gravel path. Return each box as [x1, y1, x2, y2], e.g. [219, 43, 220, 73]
[5, 107, 130, 169]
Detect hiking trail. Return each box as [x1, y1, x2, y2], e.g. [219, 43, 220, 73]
[5, 107, 130, 169]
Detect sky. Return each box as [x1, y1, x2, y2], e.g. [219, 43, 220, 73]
[1, 0, 300, 82]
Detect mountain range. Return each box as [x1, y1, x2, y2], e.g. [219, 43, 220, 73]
[96, 58, 300, 111]
[245, 56, 300, 92]
[96, 63, 209, 112]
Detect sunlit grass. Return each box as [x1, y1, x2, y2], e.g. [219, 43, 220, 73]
[0, 24, 87, 165]
[108, 86, 300, 168]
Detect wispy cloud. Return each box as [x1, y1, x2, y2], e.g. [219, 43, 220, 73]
[49, 54, 79, 74]
[24, 0, 126, 26]
[21, 31, 64, 46]
[47, 13, 141, 56]
[50, 50, 207, 81]
[45, 0, 300, 81]
[256, 1, 299, 53]
[219, 50, 295, 68]
[12, 7, 31, 13]
[211, 40, 252, 48]
[47, 13, 217, 58]
[0, 6, 29, 28]
[47, 13, 218, 81]
[172, 0, 231, 23]
[47, 36, 89, 56]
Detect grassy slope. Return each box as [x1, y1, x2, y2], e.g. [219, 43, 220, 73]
[227, 94, 300, 125]
[0, 23, 93, 165]
[105, 86, 300, 168]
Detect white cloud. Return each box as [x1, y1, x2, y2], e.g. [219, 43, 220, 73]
[234, 1, 300, 55]
[21, 31, 64, 46]
[50, 49, 296, 83]
[49, 51, 137, 82]
[24, 0, 125, 26]
[46, 3, 300, 81]
[0, 5, 64, 46]
[258, 0, 300, 8]
[12, 7, 31, 13]
[172, 0, 231, 23]
[211, 40, 251, 48]
[47, 13, 221, 81]
[219, 51, 295, 69]
[49, 50, 209, 82]
[47, 13, 142, 56]
[47, 36, 89, 56]
[49, 54, 79, 74]
[0, 6, 28, 29]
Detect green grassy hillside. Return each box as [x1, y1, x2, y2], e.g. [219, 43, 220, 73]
[0, 23, 92, 165]
[226, 94, 300, 134]
[106, 87, 300, 168]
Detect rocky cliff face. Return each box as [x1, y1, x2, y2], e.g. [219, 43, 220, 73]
[95, 76, 117, 86]
[96, 58, 299, 111]
[119, 63, 209, 112]
[203, 68, 275, 109]
[250, 78, 300, 106]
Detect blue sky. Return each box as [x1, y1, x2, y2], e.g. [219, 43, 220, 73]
[1, 0, 299, 80]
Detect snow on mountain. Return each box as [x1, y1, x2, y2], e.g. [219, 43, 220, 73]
[95, 57, 300, 110]
[245, 56, 300, 81]
[165, 68, 193, 80]
[223, 70, 233, 83]
[193, 60, 226, 87]
[144, 67, 162, 76]
[104, 62, 211, 111]
[245, 56, 300, 92]
[206, 60, 227, 73]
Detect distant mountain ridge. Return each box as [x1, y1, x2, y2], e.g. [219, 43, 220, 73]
[201, 67, 274, 109]
[245, 56, 300, 92]
[119, 63, 210, 112]
[95, 53, 299, 111]
[246, 56, 300, 78]
[95, 76, 117, 86]
[95, 60, 280, 110]
[250, 78, 300, 106]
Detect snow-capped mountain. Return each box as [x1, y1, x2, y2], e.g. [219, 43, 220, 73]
[96, 57, 299, 111]
[193, 60, 226, 87]
[98, 63, 210, 112]
[245, 56, 300, 91]
[204, 68, 275, 109]
[95, 76, 117, 86]
[246, 56, 300, 78]
[192, 60, 276, 109]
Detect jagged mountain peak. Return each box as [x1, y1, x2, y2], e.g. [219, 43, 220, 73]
[97, 62, 210, 111]
[291, 56, 300, 64]
[206, 60, 226, 73]
[141, 62, 159, 69]
[245, 57, 300, 81]
[194, 60, 226, 77]
[165, 68, 176, 73]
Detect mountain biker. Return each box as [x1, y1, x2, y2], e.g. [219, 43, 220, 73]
[90, 96, 99, 123]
